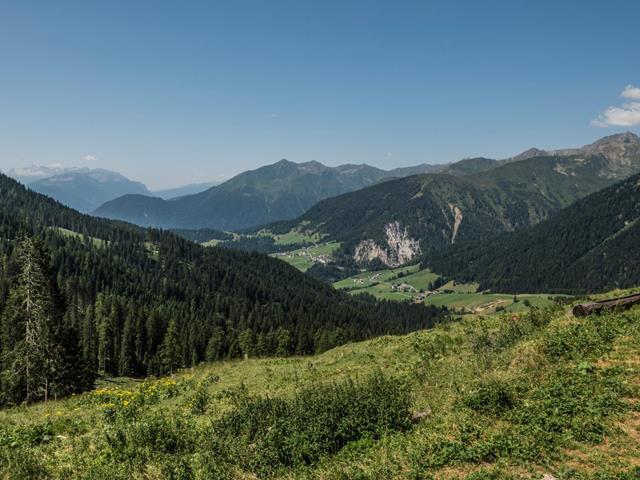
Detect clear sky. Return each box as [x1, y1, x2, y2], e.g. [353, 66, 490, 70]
[0, 0, 639, 188]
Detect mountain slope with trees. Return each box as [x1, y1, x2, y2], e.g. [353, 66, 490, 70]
[0, 173, 444, 406]
[425, 172, 640, 293]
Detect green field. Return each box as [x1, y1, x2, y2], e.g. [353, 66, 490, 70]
[2, 293, 639, 479]
[424, 292, 557, 313]
[333, 265, 561, 313]
[51, 227, 106, 248]
[257, 225, 324, 246]
[334, 264, 424, 289]
[272, 241, 340, 272]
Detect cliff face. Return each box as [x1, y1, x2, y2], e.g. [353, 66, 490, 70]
[353, 221, 421, 267]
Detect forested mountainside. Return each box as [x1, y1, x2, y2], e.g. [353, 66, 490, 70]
[0, 173, 444, 406]
[425, 172, 640, 294]
[269, 133, 640, 267]
[27, 169, 151, 212]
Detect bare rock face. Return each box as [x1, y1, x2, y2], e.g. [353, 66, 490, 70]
[448, 203, 463, 243]
[353, 221, 421, 267]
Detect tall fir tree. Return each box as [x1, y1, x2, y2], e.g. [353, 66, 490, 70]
[160, 318, 181, 374]
[0, 238, 62, 404]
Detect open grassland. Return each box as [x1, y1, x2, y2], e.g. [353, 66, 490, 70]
[272, 241, 341, 272]
[1, 291, 639, 479]
[334, 264, 430, 291]
[424, 292, 558, 314]
[258, 226, 324, 246]
[334, 267, 559, 314]
[51, 227, 106, 248]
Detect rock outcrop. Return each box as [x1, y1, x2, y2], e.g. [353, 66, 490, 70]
[353, 221, 421, 267]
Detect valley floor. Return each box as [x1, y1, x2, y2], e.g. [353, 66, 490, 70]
[268, 239, 564, 313]
[2, 290, 639, 479]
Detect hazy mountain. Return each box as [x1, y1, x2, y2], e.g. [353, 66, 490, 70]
[152, 181, 220, 199]
[93, 159, 443, 230]
[272, 133, 640, 268]
[5, 163, 81, 184]
[28, 168, 151, 213]
[426, 170, 640, 293]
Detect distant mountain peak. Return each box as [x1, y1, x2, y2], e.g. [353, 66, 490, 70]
[510, 132, 640, 177]
[511, 148, 548, 162]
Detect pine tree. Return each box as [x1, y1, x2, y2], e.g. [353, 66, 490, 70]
[238, 329, 255, 359]
[0, 237, 62, 404]
[159, 318, 181, 374]
[118, 305, 136, 376]
[205, 326, 224, 362]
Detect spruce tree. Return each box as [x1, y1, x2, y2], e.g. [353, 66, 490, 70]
[159, 318, 181, 374]
[0, 237, 62, 404]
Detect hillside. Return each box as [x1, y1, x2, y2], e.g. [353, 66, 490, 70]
[28, 168, 151, 212]
[272, 133, 640, 268]
[0, 173, 444, 406]
[2, 296, 639, 479]
[426, 171, 640, 294]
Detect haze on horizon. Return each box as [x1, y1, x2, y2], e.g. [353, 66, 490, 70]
[0, 0, 638, 189]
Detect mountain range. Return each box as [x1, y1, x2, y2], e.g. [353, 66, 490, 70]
[4, 165, 219, 212]
[93, 160, 442, 231]
[27, 169, 151, 213]
[267, 133, 640, 267]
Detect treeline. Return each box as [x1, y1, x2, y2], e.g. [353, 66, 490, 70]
[0, 174, 446, 406]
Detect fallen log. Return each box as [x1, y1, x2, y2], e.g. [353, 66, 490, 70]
[573, 292, 640, 317]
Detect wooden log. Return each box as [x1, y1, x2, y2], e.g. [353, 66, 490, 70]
[573, 292, 640, 317]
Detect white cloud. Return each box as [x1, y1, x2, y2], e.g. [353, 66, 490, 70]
[82, 154, 97, 161]
[592, 85, 640, 127]
[622, 84, 640, 100]
[386, 151, 393, 157]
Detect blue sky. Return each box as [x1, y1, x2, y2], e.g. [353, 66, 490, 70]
[0, 1, 638, 188]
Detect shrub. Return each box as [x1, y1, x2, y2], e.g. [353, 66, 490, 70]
[542, 313, 628, 361]
[104, 411, 197, 462]
[209, 373, 412, 475]
[462, 379, 518, 417]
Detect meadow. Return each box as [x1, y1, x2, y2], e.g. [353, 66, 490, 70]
[1, 291, 639, 479]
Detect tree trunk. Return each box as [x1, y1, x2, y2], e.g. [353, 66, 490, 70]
[573, 292, 640, 317]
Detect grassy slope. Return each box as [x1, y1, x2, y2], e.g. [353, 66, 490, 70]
[273, 241, 341, 272]
[1, 293, 639, 479]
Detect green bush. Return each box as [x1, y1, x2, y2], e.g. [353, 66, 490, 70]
[209, 373, 412, 475]
[542, 313, 628, 361]
[104, 411, 197, 462]
[462, 379, 518, 417]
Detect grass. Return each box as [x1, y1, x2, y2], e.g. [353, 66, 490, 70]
[425, 292, 557, 314]
[273, 241, 341, 272]
[334, 264, 424, 290]
[2, 293, 639, 479]
[258, 226, 324, 246]
[50, 227, 106, 248]
[334, 266, 555, 314]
